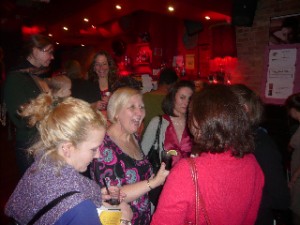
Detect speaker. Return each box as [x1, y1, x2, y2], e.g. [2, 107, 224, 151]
[231, 0, 258, 27]
[184, 20, 203, 36]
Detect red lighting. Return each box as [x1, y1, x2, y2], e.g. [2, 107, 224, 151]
[22, 26, 45, 35]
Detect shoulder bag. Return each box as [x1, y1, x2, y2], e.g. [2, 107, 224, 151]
[187, 158, 211, 225]
[147, 115, 162, 174]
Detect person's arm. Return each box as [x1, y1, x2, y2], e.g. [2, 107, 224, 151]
[141, 116, 160, 155]
[55, 200, 101, 225]
[151, 160, 192, 225]
[4, 73, 39, 128]
[120, 163, 169, 202]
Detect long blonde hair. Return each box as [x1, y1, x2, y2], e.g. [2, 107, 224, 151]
[18, 93, 106, 170]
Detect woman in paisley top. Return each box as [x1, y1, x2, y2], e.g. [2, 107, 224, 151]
[91, 87, 169, 225]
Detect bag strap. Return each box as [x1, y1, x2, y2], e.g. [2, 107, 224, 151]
[27, 191, 80, 225]
[153, 116, 162, 148]
[187, 158, 211, 225]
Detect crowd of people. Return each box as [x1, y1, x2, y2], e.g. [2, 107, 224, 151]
[2, 34, 299, 225]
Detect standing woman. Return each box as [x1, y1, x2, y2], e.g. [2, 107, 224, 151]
[142, 80, 195, 168]
[151, 85, 264, 225]
[90, 87, 169, 225]
[4, 34, 54, 175]
[87, 50, 119, 111]
[285, 92, 300, 225]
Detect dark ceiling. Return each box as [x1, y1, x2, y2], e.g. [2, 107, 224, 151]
[0, 0, 234, 45]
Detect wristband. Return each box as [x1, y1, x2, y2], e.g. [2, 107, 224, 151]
[147, 179, 153, 190]
[120, 219, 132, 225]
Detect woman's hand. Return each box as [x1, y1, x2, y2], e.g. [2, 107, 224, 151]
[101, 186, 126, 205]
[96, 100, 108, 111]
[119, 202, 133, 222]
[149, 162, 170, 188]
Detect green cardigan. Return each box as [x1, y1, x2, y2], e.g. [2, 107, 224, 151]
[4, 71, 41, 142]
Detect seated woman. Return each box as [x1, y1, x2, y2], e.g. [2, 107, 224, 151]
[142, 80, 195, 168]
[5, 93, 132, 225]
[151, 84, 264, 225]
[90, 87, 169, 225]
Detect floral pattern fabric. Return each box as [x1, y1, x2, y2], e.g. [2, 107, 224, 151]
[91, 134, 153, 225]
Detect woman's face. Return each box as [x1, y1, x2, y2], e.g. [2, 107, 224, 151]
[289, 108, 300, 122]
[117, 94, 145, 134]
[69, 127, 105, 172]
[173, 87, 193, 116]
[94, 54, 109, 79]
[56, 82, 72, 98]
[32, 44, 54, 68]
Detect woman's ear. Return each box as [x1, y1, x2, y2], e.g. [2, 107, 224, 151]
[58, 142, 74, 158]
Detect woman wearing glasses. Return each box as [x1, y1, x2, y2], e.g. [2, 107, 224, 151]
[4, 34, 55, 176]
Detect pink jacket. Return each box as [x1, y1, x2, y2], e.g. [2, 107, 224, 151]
[151, 151, 264, 225]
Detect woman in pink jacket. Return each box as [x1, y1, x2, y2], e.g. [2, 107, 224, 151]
[151, 84, 264, 225]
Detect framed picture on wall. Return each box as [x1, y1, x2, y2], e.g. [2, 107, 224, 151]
[269, 13, 300, 45]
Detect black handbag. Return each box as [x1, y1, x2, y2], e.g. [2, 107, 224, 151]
[147, 116, 164, 207]
[147, 115, 162, 174]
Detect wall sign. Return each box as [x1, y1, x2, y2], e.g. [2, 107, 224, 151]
[261, 44, 300, 105]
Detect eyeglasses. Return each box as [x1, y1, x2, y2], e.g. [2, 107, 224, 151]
[41, 48, 54, 55]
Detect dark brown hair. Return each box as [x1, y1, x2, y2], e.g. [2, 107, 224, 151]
[230, 84, 264, 129]
[162, 80, 195, 116]
[22, 34, 54, 58]
[87, 50, 118, 90]
[285, 92, 300, 112]
[188, 84, 254, 157]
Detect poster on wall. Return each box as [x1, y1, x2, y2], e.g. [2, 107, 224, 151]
[269, 13, 300, 45]
[262, 44, 300, 105]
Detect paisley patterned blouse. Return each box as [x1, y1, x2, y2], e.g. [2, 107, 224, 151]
[90, 133, 153, 225]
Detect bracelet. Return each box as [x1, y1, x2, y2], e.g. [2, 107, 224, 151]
[120, 219, 132, 225]
[147, 179, 153, 190]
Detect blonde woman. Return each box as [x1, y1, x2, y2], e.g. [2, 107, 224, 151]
[5, 93, 132, 225]
[91, 87, 169, 225]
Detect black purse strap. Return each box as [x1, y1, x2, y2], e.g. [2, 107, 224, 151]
[27, 191, 80, 225]
[154, 116, 162, 149]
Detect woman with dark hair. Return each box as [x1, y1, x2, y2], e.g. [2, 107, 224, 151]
[87, 50, 119, 111]
[4, 34, 54, 175]
[231, 84, 290, 225]
[285, 92, 300, 225]
[151, 84, 264, 225]
[142, 80, 195, 168]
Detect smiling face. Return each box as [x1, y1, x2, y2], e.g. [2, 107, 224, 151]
[117, 94, 145, 134]
[69, 127, 105, 172]
[31, 44, 54, 68]
[94, 54, 109, 79]
[173, 87, 193, 116]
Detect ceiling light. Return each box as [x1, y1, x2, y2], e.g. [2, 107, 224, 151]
[56, 42, 59, 45]
[48, 33, 53, 37]
[81, 44, 85, 47]
[63, 26, 68, 31]
[168, 6, 174, 12]
[205, 16, 211, 20]
[115, 5, 122, 10]
[83, 18, 89, 22]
